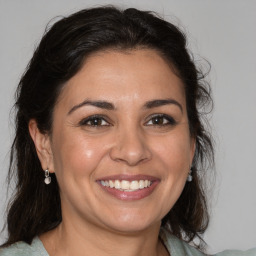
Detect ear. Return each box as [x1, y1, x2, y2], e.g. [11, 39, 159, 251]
[29, 119, 54, 173]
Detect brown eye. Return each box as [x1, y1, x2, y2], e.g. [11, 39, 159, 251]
[151, 116, 165, 125]
[146, 114, 176, 126]
[79, 115, 110, 127]
[88, 118, 104, 126]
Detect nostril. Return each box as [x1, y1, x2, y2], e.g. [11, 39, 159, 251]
[109, 136, 152, 166]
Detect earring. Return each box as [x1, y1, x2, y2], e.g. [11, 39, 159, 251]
[44, 169, 51, 184]
[187, 168, 193, 182]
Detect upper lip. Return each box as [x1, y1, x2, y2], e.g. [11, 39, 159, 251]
[97, 174, 159, 182]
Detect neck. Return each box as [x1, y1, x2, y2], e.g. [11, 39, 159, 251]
[40, 217, 168, 256]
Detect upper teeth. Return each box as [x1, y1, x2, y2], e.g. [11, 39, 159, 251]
[100, 180, 152, 191]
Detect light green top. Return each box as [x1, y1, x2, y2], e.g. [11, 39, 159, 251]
[0, 229, 255, 255]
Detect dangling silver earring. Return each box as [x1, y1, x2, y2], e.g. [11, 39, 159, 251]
[44, 169, 51, 184]
[187, 168, 193, 182]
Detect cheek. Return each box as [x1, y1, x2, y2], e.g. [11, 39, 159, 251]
[153, 133, 192, 170]
[51, 130, 108, 180]
[152, 134, 191, 210]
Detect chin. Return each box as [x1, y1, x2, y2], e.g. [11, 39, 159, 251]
[101, 212, 161, 234]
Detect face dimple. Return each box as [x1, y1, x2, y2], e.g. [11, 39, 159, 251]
[49, 49, 195, 234]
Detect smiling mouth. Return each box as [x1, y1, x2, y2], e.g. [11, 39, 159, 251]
[97, 175, 159, 200]
[100, 179, 152, 192]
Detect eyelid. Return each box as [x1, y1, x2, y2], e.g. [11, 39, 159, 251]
[78, 113, 176, 128]
[145, 113, 176, 126]
[78, 114, 111, 126]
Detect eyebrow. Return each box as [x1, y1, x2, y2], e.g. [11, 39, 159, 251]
[68, 100, 115, 115]
[68, 98, 183, 115]
[143, 99, 183, 112]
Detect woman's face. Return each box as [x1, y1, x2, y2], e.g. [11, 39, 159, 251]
[45, 49, 195, 233]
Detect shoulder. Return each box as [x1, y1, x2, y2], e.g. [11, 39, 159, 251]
[160, 228, 256, 256]
[0, 237, 48, 256]
[213, 248, 256, 256]
[160, 228, 206, 255]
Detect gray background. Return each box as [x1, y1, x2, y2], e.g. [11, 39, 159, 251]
[0, 0, 255, 254]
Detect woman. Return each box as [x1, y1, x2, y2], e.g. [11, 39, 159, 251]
[0, 6, 255, 256]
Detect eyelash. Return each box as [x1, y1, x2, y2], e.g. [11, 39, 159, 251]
[79, 115, 110, 127]
[145, 114, 176, 126]
[78, 114, 176, 128]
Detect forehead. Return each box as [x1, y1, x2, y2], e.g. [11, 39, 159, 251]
[56, 49, 186, 109]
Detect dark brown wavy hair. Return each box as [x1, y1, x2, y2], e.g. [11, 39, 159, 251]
[2, 6, 214, 249]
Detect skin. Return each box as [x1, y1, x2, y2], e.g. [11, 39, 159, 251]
[29, 49, 195, 256]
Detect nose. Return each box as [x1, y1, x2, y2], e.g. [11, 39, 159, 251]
[109, 127, 152, 166]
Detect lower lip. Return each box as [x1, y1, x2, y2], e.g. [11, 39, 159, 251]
[97, 181, 159, 201]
